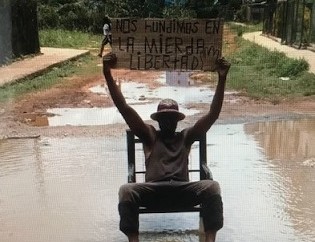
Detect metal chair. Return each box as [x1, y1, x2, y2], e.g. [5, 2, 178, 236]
[126, 129, 212, 214]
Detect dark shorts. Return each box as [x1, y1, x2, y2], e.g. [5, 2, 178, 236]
[102, 34, 112, 45]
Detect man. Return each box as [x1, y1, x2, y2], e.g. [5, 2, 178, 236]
[103, 53, 230, 242]
[98, 16, 112, 57]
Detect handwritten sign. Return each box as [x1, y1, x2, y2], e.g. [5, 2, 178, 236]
[111, 18, 223, 71]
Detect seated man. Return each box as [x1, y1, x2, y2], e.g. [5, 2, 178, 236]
[103, 53, 230, 242]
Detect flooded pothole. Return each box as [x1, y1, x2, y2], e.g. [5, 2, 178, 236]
[46, 75, 217, 127]
[24, 72, 240, 127]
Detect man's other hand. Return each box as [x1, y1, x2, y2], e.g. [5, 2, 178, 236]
[214, 57, 231, 78]
[103, 53, 117, 69]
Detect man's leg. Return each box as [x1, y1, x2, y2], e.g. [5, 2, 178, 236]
[98, 37, 107, 57]
[199, 181, 223, 242]
[118, 182, 162, 241]
[99, 35, 112, 57]
[179, 180, 223, 242]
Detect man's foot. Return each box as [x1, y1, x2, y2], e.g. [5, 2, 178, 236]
[205, 230, 216, 242]
[127, 233, 139, 242]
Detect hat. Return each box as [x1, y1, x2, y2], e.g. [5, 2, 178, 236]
[150, 99, 185, 121]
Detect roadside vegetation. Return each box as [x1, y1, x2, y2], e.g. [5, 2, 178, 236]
[225, 24, 315, 100]
[0, 54, 98, 103]
[39, 29, 101, 49]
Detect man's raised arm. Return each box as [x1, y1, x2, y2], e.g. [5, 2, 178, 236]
[186, 57, 231, 141]
[102, 54, 154, 143]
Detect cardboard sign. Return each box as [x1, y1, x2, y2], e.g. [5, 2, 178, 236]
[111, 18, 223, 71]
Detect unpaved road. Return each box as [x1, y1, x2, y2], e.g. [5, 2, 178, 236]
[0, 66, 314, 139]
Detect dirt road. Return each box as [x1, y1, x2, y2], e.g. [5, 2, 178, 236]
[0, 64, 314, 140]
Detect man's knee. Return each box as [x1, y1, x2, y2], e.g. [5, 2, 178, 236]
[118, 183, 138, 202]
[199, 180, 221, 197]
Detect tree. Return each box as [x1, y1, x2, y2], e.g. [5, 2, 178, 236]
[105, 0, 164, 18]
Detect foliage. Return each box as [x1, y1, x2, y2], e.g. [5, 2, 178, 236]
[38, 0, 108, 33]
[37, 4, 60, 29]
[163, 0, 197, 18]
[105, 0, 164, 18]
[37, 0, 243, 32]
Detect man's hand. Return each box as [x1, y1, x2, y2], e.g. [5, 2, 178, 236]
[103, 52, 117, 70]
[214, 57, 231, 78]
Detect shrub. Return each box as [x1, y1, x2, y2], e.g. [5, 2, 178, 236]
[38, 4, 60, 29]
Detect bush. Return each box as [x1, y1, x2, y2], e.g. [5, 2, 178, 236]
[58, 3, 90, 31]
[38, 1, 106, 33]
[38, 4, 60, 29]
[276, 58, 309, 77]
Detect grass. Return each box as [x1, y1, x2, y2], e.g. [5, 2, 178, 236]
[226, 38, 315, 99]
[227, 22, 263, 37]
[0, 54, 99, 102]
[39, 29, 101, 49]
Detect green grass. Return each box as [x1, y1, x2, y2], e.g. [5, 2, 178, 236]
[227, 22, 263, 36]
[226, 38, 315, 99]
[0, 54, 98, 102]
[39, 29, 101, 49]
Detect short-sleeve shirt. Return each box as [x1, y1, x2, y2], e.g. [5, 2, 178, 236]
[103, 23, 112, 36]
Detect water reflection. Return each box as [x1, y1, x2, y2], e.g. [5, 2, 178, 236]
[245, 119, 315, 162]
[0, 119, 314, 241]
[245, 118, 315, 241]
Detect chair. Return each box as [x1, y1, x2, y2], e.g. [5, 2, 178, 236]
[126, 129, 213, 214]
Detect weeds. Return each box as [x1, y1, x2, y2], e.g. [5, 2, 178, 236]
[39, 29, 101, 49]
[227, 38, 314, 99]
[0, 54, 97, 103]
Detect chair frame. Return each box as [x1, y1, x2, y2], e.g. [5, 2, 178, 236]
[126, 129, 212, 214]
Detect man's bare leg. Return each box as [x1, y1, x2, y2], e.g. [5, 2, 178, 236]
[98, 43, 104, 57]
[127, 233, 139, 242]
[205, 230, 217, 242]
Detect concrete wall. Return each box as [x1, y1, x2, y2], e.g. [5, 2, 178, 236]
[0, 0, 40, 66]
[0, 1, 13, 65]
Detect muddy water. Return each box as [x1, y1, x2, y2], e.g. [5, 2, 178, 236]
[47, 81, 213, 127]
[0, 119, 314, 242]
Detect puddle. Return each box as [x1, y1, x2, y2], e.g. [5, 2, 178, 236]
[0, 119, 314, 241]
[244, 118, 315, 240]
[47, 79, 214, 126]
[27, 73, 241, 127]
[47, 104, 199, 126]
